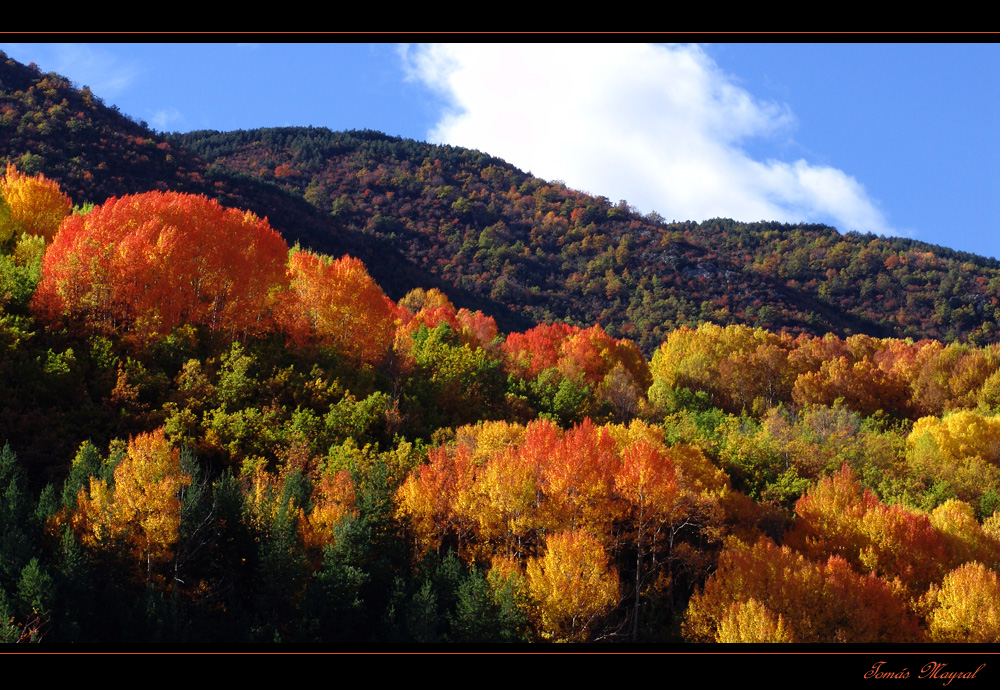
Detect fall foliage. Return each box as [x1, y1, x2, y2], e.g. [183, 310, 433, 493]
[70, 428, 191, 583]
[280, 249, 397, 367]
[684, 537, 922, 643]
[31, 191, 289, 340]
[925, 561, 1000, 642]
[9, 53, 1000, 644]
[0, 162, 71, 246]
[526, 529, 619, 642]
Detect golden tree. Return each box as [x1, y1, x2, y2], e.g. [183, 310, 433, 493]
[526, 529, 619, 642]
[0, 162, 72, 247]
[925, 562, 1000, 642]
[906, 410, 1000, 506]
[715, 598, 795, 643]
[72, 429, 192, 584]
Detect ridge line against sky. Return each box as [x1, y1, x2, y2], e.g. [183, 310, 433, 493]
[2, 42, 998, 260]
[400, 43, 893, 237]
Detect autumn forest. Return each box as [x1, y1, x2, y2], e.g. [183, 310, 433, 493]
[3, 52, 1000, 646]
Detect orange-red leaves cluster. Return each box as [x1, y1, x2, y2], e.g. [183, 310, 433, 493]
[504, 322, 650, 390]
[397, 417, 727, 570]
[684, 537, 922, 643]
[396, 443, 476, 555]
[32, 191, 289, 340]
[396, 287, 498, 351]
[280, 250, 398, 367]
[785, 465, 990, 593]
[615, 438, 679, 517]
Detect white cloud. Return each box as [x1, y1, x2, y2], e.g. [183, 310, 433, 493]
[48, 44, 141, 97]
[149, 107, 183, 132]
[400, 43, 892, 235]
[1, 43, 139, 97]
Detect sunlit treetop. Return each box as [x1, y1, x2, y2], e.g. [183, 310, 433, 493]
[396, 287, 499, 351]
[278, 249, 398, 367]
[0, 162, 72, 248]
[32, 191, 289, 340]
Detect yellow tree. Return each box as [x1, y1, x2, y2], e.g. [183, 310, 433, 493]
[0, 162, 72, 246]
[453, 420, 527, 466]
[649, 323, 790, 415]
[930, 500, 1000, 571]
[461, 419, 558, 560]
[525, 529, 619, 642]
[906, 410, 1000, 506]
[715, 598, 795, 643]
[72, 429, 192, 584]
[925, 562, 1000, 642]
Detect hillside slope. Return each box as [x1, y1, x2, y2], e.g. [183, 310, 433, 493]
[174, 125, 1000, 353]
[0, 53, 517, 328]
[4, 51, 1000, 354]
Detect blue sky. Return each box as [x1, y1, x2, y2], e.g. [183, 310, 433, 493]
[3, 42, 999, 260]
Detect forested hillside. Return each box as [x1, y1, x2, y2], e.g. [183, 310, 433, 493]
[0, 53, 495, 326]
[3, 51, 1000, 646]
[173, 127, 1000, 354]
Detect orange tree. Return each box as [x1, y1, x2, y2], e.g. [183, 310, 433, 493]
[278, 249, 398, 368]
[32, 191, 289, 341]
